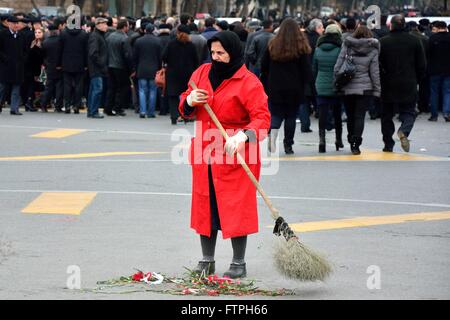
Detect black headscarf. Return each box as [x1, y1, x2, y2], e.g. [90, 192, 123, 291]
[207, 31, 244, 90]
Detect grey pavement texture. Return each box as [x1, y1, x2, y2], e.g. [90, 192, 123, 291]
[0, 110, 449, 300]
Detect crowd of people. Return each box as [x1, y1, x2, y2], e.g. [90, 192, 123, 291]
[0, 11, 449, 154]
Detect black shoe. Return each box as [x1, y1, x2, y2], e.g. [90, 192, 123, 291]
[350, 143, 361, 155]
[444, 116, 450, 122]
[54, 107, 63, 113]
[73, 108, 80, 114]
[193, 261, 215, 275]
[335, 140, 344, 151]
[139, 114, 145, 118]
[105, 111, 116, 116]
[65, 108, 71, 114]
[428, 116, 437, 122]
[171, 118, 177, 125]
[116, 111, 126, 116]
[382, 146, 393, 152]
[88, 113, 104, 119]
[397, 130, 410, 152]
[284, 143, 294, 155]
[301, 128, 313, 133]
[223, 263, 247, 279]
[10, 111, 23, 115]
[147, 114, 156, 118]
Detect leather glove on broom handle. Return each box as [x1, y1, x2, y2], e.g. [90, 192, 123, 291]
[189, 81, 281, 221]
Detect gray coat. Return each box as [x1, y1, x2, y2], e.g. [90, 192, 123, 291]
[334, 36, 381, 97]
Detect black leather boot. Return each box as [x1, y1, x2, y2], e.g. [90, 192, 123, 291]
[319, 129, 326, 153]
[335, 126, 344, 151]
[283, 141, 294, 154]
[223, 263, 247, 279]
[193, 261, 215, 275]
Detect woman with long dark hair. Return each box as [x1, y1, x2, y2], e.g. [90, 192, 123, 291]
[334, 25, 380, 155]
[261, 18, 312, 154]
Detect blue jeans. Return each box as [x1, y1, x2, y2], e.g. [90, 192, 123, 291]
[138, 79, 157, 116]
[87, 77, 105, 116]
[0, 83, 21, 112]
[430, 75, 450, 117]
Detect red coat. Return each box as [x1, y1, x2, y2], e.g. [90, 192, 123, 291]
[179, 63, 270, 239]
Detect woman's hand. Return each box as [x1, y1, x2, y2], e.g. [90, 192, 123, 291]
[224, 131, 248, 156]
[186, 89, 209, 107]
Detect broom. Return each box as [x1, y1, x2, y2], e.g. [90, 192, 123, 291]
[189, 81, 332, 281]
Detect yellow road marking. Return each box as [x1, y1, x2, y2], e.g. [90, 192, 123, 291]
[22, 192, 97, 215]
[265, 150, 442, 161]
[284, 211, 450, 233]
[31, 129, 87, 139]
[0, 151, 168, 161]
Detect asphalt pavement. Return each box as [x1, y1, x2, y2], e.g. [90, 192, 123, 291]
[0, 108, 449, 300]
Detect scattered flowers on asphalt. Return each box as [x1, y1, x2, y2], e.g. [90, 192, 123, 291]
[92, 268, 294, 296]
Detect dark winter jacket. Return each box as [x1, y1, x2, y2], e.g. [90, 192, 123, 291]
[88, 28, 109, 78]
[42, 34, 62, 80]
[379, 30, 426, 103]
[162, 39, 199, 96]
[133, 34, 162, 79]
[0, 29, 28, 84]
[428, 31, 450, 76]
[260, 47, 313, 107]
[334, 36, 381, 97]
[247, 31, 274, 69]
[59, 28, 88, 73]
[106, 30, 133, 71]
[312, 33, 342, 97]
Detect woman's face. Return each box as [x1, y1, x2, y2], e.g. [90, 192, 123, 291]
[34, 29, 44, 40]
[211, 41, 230, 63]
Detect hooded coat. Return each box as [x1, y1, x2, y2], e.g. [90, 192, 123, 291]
[313, 33, 342, 97]
[334, 36, 381, 97]
[179, 31, 270, 239]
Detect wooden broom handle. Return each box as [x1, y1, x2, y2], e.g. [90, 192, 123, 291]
[189, 81, 280, 221]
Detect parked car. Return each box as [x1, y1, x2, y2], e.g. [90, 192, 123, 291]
[31, 6, 65, 17]
[0, 7, 14, 15]
[320, 6, 334, 18]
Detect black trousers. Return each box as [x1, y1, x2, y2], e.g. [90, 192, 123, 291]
[418, 75, 430, 113]
[105, 68, 129, 114]
[41, 78, 63, 109]
[168, 95, 180, 121]
[63, 72, 84, 110]
[381, 102, 416, 148]
[343, 95, 372, 145]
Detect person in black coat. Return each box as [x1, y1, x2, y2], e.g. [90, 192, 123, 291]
[87, 18, 109, 119]
[427, 21, 450, 122]
[379, 16, 426, 153]
[133, 23, 162, 118]
[163, 24, 199, 125]
[40, 24, 63, 113]
[0, 16, 28, 115]
[260, 18, 313, 154]
[60, 25, 88, 114]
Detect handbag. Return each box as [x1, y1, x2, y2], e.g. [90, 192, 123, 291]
[334, 49, 356, 91]
[155, 67, 166, 90]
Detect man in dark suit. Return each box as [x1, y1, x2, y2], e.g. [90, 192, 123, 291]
[40, 24, 64, 113]
[379, 15, 426, 152]
[0, 16, 28, 115]
[60, 21, 89, 114]
[133, 23, 162, 118]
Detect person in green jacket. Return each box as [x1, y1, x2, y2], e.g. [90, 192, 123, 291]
[312, 24, 343, 153]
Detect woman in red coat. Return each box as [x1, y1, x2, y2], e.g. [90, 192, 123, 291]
[179, 31, 270, 279]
